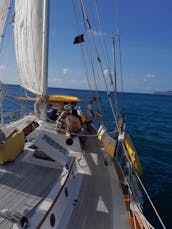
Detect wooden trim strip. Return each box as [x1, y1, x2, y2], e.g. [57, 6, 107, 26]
[37, 158, 75, 228]
[114, 160, 141, 229]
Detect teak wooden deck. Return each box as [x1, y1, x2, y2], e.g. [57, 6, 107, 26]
[0, 151, 62, 228]
[67, 133, 130, 229]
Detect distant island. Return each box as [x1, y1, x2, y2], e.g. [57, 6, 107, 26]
[154, 91, 172, 96]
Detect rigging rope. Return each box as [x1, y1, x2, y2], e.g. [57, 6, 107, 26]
[89, 0, 120, 124]
[0, 30, 13, 85]
[135, 172, 166, 229]
[73, 0, 104, 123]
[120, 141, 166, 229]
[80, 0, 120, 131]
[0, 0, 13, 53]
[93, 0, 120, 120]
[112, 0, 124, 94]
[72, 0, 93, 93]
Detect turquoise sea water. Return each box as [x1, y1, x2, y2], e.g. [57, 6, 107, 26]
[3, 84, 172, 228]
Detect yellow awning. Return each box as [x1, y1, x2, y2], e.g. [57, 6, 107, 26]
[16, 97, 36, 101]
[16, 94, 85, 104]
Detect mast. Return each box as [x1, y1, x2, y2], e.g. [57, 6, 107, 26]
[42, 0, 49, 98]
[39, 0, 49, 120]
[112, 34, 120, 121]
[0, 83, 4, 124]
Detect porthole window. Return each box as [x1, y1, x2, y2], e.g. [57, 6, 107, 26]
[50, 213, 55, 227]
[65, 187, 68, 197]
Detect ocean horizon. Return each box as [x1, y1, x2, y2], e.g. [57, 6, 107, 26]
[4, 83, 172, 96]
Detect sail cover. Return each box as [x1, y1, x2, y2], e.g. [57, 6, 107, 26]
[0, 0, 10, 50]
[14, 0, 44, 95]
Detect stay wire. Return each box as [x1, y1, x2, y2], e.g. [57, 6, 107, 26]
[82, 2, 104, 121]
[94, 0, 120, 120]
[121, 141, 166, 229]
[113, 0, 124, 111]
[80, 0, 119, 131]
[72, 0, 93, 95]
[76, 0, 104, 123]
[135, 172, 166, 229]
[0, 0, 13, 53]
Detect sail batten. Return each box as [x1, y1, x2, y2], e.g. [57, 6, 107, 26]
[0, 0, 11, 51]
[14, 0, 44, 95]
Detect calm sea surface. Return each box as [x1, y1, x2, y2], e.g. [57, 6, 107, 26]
[3, 84, 172, 228]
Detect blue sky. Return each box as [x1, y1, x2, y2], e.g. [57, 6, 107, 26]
[119, 0, 172, 93]
[0, 0, 172, 93]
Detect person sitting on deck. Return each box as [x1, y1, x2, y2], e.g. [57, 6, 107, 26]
[65, 108, 86, 143]
[71, 107, 82, 124]
[56, 104, 71, 131]
[66, 109, 82, 136]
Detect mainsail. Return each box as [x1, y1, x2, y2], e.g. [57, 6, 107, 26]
[14, 0, 44, 95]
[0, 0, 11, 51]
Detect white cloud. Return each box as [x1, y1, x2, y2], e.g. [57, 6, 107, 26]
[48, 74, 89, 89]
[146, 73, 155, 78]
[82, 80, 87, 84]
[103, 68, 109, 77]
[88, 29, 104, 37]
[62, 68, 70, 75]
[0, 65, 6, 71]
[49, 78, 63, 85]
[144, 73, 156, 82]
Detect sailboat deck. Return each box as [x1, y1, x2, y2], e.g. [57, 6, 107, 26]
[0, 151, 62, 228]
[67, 133, 130, 229]
[1, 117, 130, 228]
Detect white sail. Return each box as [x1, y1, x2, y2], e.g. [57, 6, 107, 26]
[0, 0, 10, 50]
[14, 0, 44, 95]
